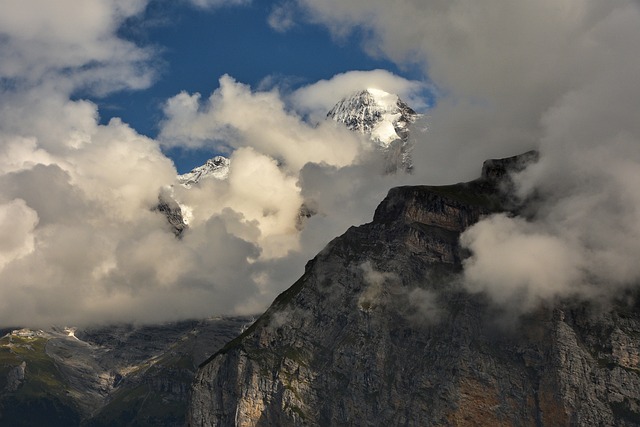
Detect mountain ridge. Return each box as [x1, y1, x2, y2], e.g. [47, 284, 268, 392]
[0, 318, 253, 426]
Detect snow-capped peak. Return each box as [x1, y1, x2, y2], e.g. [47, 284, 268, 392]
[177, 155, 230, 188]
[326, 88, 418, 148]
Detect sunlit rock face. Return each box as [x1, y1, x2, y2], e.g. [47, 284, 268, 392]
[189, 152, 640, 427]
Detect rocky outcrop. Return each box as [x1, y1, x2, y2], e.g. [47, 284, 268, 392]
[189, 152, 640, 426]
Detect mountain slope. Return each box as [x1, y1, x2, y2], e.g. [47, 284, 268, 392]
[0, 318, 252, 426]
[189, 152, 640, 426]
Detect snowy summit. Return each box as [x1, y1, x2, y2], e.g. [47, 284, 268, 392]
[326, 88, 418, 148]
[177, 156, 230, 188]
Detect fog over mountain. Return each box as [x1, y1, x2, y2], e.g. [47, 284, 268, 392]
[1, 0, 639, 326]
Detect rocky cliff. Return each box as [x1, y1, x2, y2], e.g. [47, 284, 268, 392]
[189, 152, 640, 426]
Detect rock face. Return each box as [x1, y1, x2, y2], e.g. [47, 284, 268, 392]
[189, 152, 640, 427]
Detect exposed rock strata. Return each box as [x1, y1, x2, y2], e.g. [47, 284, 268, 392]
[189, 152, 640, 427]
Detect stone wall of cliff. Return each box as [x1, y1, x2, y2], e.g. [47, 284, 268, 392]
[189, 153, 640, 426]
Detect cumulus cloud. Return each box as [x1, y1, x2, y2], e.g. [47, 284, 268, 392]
[0, 0, 421, 327]
[0, 199, 38, 269]
[160, 74, 365, 171]
[0, 0, 252, 326]
[292, 0, 640, 310]
[461, 215, 587, 310]
[157, 70, 419, 310]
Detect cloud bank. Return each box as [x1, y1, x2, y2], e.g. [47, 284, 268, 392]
[0, 1, 428, 326]
[3, 0, 640, 326]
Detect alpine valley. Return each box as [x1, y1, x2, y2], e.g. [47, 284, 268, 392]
[3, 90, 640, 427]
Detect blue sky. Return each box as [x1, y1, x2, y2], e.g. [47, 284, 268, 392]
[94, 1, 423, 173]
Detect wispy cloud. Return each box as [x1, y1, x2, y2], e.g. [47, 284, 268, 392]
[268, 2, 296, 32]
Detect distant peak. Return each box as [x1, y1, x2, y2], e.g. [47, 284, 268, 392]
[327, 88, 418, 147]
[177, 155, 230, 187]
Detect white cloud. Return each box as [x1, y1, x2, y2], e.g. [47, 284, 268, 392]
[4, 0, 639, 326]
[461, 214, 586, 310]
[0, 199, 38, 268]
[268, 2, 296, 32]
[160, 74, 365, 171]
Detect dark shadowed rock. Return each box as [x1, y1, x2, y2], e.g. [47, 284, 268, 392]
[189, 152, 640, 427]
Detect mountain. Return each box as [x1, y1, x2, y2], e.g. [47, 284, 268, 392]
[189, 151, 640, 426]
[155, 192, 188, 236]
[157, 89, 421, 234]
[173, 89, 418, 193]
[177, 156, 230, 188]
[327, 88, 419, 173]
[0, 317, 252, 426]
[327, 88, 417, 147]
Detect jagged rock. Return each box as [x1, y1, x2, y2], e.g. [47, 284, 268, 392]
[189, 152, 640, 427]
